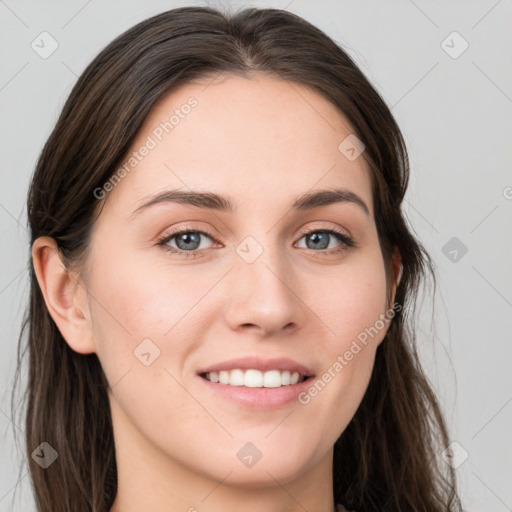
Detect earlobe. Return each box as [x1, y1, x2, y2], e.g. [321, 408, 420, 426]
[31, 236, 96, 354]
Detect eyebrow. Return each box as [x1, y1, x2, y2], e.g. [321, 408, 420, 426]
[131, 187, 370, 217]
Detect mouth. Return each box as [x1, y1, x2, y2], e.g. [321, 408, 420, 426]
[195, 357, 315, 409]
[199, 369, 312, 388]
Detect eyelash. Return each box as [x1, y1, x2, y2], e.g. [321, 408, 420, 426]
[157, 225, 356, 259]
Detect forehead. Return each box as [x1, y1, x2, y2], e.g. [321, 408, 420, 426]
[103, 74, 373, 217]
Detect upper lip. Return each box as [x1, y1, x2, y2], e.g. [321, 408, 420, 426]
[197, 357, 315, 377]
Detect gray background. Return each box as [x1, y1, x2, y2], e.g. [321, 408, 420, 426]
[1, 0, 511, 510]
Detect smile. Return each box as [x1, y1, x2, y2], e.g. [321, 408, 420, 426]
[201, 369, 308, 388]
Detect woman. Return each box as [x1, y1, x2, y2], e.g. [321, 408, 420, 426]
[17, 5, 462, 511]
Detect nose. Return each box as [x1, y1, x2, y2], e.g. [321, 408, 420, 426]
[224, 247, 302, 337]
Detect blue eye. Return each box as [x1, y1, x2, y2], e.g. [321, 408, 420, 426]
[157, 227, 355, 258]
[158, 228, 215, 258]
[296, 229, 354, 252]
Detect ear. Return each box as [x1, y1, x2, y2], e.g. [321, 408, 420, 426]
[31, 236, 96, 354]
[387, 245, 402, 310]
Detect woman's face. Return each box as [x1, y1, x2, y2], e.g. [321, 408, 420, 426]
[80, 74, 399, 492]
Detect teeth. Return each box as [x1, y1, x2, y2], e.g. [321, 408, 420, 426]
[245, 369, 263, 387]
[229, 369, 245, 386]
[204, 369, 305, 388]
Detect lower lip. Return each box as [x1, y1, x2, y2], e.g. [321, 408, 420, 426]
[197, 375, 314, 410]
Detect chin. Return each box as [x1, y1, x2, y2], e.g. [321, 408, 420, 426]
[198, 443, 317, 489]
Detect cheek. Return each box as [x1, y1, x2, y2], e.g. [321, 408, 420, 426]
[295, 249, 389, 429]
[88, 249, 212, 349]
[307, 250, 389, 349]
[85, 246, 227, 409]
[85, 253, 217, 463]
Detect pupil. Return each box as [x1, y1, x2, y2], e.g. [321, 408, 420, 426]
[308, 232, 328, 250]
[177, 232, 200, 250]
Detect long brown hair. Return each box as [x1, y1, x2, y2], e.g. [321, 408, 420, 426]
[14, 5, 462, 511]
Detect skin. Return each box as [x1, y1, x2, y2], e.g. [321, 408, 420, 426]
[33, 74, 401, 512]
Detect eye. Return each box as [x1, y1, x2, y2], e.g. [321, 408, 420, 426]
[295, 227, 355, 254]
[157, 225, 356, 259]
[157, 227, 217, 258]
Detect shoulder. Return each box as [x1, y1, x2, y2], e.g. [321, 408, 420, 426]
[336, 504, 355, 512]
